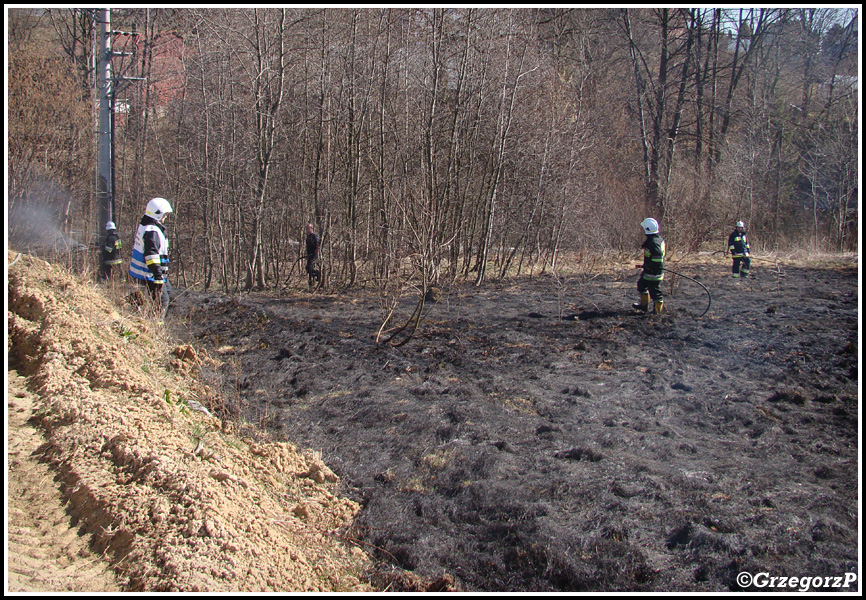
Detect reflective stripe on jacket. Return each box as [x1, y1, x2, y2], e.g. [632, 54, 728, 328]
[641, 234, 665, 281]
[728, 230, 750, 257]
[103, 231, 123, 265]
[129, 218, 169, 282]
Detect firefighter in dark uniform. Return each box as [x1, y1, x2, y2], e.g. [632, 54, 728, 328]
[100, 220, 123, 281]
[727, 221, 751, 278]
[305, 223, 321, 288]
[633, 218, 666, 314]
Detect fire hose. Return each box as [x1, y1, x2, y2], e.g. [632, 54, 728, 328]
[662, 268, 713, 317]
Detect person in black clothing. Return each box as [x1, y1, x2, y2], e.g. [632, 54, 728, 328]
[633, 218, 666, 314]
[305, 223, 321, 287]
[100, 221, 123, 281]
[727, 221, 751, 278]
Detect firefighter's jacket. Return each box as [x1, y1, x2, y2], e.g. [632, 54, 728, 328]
[728, 229, 751, 257]
[102, 229, 122, 265]
[641, 234, 665, 281]
[129, 216, 169, 283]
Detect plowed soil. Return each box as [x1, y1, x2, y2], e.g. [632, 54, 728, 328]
[7, 250, 374, 593]
[171, 253, 860, 592]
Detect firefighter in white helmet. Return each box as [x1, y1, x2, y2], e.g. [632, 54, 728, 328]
[99, 220, 122, 281]
[633, 218, 666, 314]
[129, 197, 173, 312]
[727, 220, 751, 278]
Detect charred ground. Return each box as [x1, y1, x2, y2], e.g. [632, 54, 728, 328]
[172, 255, 859, 592]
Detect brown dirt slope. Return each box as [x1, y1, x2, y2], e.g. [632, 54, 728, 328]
[6, 250, 373, 592]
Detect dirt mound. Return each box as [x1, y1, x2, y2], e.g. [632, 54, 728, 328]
[6, 250, 374, 592]
[172, 254, 860, 592]
[8, 369, 121, 592]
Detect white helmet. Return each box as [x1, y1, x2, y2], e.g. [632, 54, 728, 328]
[105, 221, 116, 230]
[641, 218, 660, 235]
[736, 221, 745, 228]
[145, 197, 173, 221]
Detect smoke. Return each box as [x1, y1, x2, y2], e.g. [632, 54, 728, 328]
[8, 179, 89, 255]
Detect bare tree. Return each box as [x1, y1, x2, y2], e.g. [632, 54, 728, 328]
[8, 10, 94, 250]
[11, 8, 856, 292]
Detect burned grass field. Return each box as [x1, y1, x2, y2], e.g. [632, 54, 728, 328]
[172, 257, 859, 592]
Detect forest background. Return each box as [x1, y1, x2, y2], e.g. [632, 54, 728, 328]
[7, 8, 859, 295]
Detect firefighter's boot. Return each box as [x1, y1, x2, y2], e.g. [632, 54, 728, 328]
[653, 300, 664, 315]
[632, 292, 650, 313]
